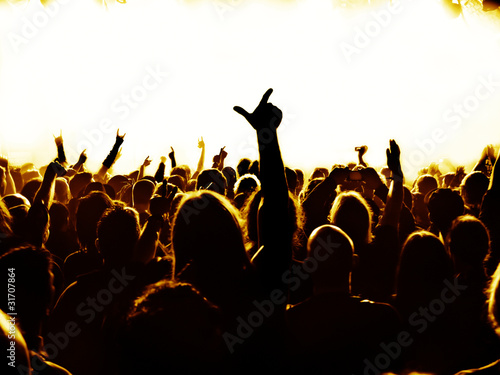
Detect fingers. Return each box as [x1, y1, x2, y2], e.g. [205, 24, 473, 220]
[259, 88, 273, 106]
[233, 106, 250, 119]
[170, 146, 174, 152]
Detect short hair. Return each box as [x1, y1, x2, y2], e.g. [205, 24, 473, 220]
[132, 179, 155, 206]
[447, 215, 490, 266]
[460, 171, 489, 207]
[118, 280, 223, 374]
[196, 169, 227, 195]
[97, 204, 140, 265]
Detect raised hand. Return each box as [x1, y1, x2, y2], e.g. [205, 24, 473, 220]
[54, 130, 63, 147]
[219, 146, 227, 160]
[78, 149, 87, 164]
[168, 147, 175, 160]
[233, 88, 282, 132]
[117, 128, 126, 141]
[386, 139, 402, 179]
[356, 145, 368, 157]
[160, 156, 167, 164]
[143, 156, 152, 167]
[198, 137, 205, 149]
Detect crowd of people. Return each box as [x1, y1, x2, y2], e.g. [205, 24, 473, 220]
[0, 88, 500, 374]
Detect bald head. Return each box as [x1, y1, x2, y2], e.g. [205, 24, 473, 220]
[307, 225, 354, 291]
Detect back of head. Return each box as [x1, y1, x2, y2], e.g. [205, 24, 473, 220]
[427, 188, 464, 232]
[307, 225, 354, 290]
[132, 179, 155, 207]
[76, 191, 113, 250]
[397, 231, 453, 302]
[222, 166, 237, 187]
[330, 191, 372, 246]
[171, 165, 190, 183]
[49, 201, 69, 232]
[237, 158, 251, 178]
[196, 169, 227, 196]
[415, 174, 438, 196]
[172, 191, 249, 274]
[234, 174, 260, 197]
[69, 172, 93, 199]
[97, 204, 140, 266]
[83, 181, 105, 196]
[54, 177, 70, 204]
[119, 280, 223, 374]
[460, 171, 489, 208]
[167, 175, 186, 193]
[2, 194, 30, 210]
[311, 167, 328, 180]
[107, 175, 131, 197]
[447, 215, 490, 267]
[20, 178, 42, 205]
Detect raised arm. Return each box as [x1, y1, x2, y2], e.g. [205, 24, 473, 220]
[54, 130, 68, 167]
[139, 156, 152, 181]
[34, 161, 66, 208]
[97, 129, 125, 181]
[192, 137, 205, 180]
[474, 145, 495, 175]
[154, 156, 167, 183]
[356, 145, 368, 167]
[168, 147, 176, 169]
[380, 140, 403, 228]
[234, 89, 291, 285]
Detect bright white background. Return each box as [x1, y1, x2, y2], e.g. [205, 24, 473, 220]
[0, 0, 499, 180]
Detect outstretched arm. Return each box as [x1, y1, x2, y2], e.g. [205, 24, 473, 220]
[192, 137, 205, 180]
[34, 161, 66, 208]
[357, 145, 368, 167]
[168, 147, 176, 169]
[54, 130, 68, 167]
[97, 129, 125, 181]
[234, 89, 291, 287]
[139, 156, 152, 181]
[380, 140, 403, 228]
[154, 156, 167, 183]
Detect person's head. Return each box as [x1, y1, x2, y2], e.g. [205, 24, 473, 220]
[427, 188, 464, 235]
[2, 194, 30, 210]
[300, 177, 323, 202]
[132, 179, 155, 209]
[414, 174, 438, 196]
[460, 171, 489, 209]
[97, 204, 140, 266]
[171, 165, 191, 183]
[69, 172, 93, 199]
[0, 199, 13, 241]
[54, 177, 70, 204]
[307, 225, 354, 294]
[447, 215, 490, 271]
[107, 175, 131, 197]
[167, 174, 186, 193]
[234, 174, 261, 197]
[237, 158, 251, 178]
[49, 201, 70, 233]
[83, 181, 105, 196]
[196, 169, 227, 196]
[329, 191, 372, 246]
[0, 246, 53, 349]
[396, 231, 453, 305]
[76, 191, 113, 251]
[118, 280, 224, 375]
[172, 190, 250, 275]
[20, 178, 42, 205]
[222, 166, 237, 189]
